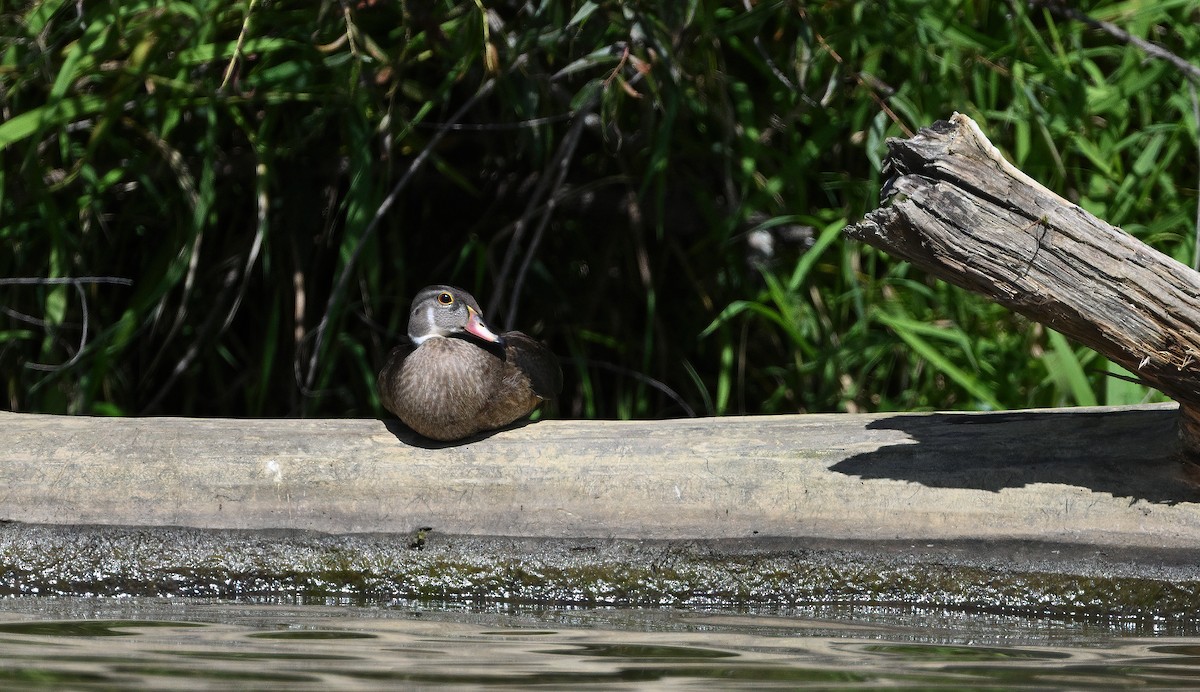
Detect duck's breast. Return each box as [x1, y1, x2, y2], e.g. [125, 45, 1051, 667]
[394, 338, 502, 440]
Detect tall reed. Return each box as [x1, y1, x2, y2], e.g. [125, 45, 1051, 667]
[1, 0, 1191, 418]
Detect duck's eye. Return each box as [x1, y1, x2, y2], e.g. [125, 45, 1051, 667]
[437, 292, 454, 305]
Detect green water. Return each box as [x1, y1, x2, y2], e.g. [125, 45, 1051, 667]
[0, 598, 1198, 689]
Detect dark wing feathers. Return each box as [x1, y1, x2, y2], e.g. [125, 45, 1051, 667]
[503, 331, 562, 399]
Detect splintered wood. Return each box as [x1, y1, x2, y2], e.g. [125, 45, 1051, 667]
[846, 113, 1200, 456]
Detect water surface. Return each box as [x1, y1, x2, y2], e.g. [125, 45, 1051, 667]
[0, 598, 1198, 689]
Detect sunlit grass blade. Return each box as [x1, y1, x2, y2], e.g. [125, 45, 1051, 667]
[1044, 329, 1097, 407]
[787, 218, 844, 291]
[872, 309, 1003, 411]
[0, 96, 108, 148]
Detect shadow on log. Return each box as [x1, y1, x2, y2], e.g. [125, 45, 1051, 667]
[845, 113, 1200, 458]
[834, 406, 1197, 504]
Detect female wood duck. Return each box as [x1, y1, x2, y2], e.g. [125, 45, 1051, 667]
[378, 285, 562, 441]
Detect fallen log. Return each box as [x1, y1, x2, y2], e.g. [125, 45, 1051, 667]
[4, 406, 1200, 604]
[2, 405, 1197, 547]
[844, 113, 1200, 456]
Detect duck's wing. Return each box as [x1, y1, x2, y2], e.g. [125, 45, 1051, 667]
[503, 331, 562, 399]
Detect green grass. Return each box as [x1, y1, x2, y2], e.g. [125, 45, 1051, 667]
[0, 0, 1189, 418]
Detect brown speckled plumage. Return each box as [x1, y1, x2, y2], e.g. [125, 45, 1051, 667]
[377, 285, 561, 441]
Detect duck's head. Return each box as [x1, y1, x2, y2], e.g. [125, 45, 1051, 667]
[406, 285, 503, 346]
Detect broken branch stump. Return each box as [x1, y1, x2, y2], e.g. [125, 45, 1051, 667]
[845, 113, 1200, 455]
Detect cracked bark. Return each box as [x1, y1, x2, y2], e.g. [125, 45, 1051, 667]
[845, 113, 1200, 459]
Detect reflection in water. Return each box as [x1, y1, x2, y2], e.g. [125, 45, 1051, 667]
[0, 598, 1197, 688]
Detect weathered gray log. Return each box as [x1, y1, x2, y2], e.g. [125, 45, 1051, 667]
[3, 405, 1199, 548]
[844, 113, 1200, 453]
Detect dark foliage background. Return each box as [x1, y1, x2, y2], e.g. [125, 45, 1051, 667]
[2, 0, 1195, 418]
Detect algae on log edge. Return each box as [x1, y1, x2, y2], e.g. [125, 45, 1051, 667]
[844, 113, 1200, 458]
[3, 524, 1200, 620]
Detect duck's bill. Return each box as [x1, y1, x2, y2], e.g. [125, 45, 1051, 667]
[465, 307, 503, 343]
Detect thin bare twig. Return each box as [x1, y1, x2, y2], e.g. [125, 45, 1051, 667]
[124, 116, 204, 380]
[220, 0, 260, 92]
[300, 78, 499, 396]
[1, 306, 51, 326]
[413, 112, 575, 131]
[495, 88, 600, 330]
[572, 357, 697, 417]
[0, 277, 132, 286]
[25, 281, 87, 372]
[223, 159, 269, 332]
[1032, 0, 1200, 83]
[1031, 0, 1200, 269]
[146, 156, 269, 406]
[742, 0, 795, 91]
[139, 277, 238, 413]
[0, 276, 132, 375]
[489, 59, 635, 328]
[799, 7, 913, 137]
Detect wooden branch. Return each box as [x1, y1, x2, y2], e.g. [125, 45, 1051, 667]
[845, 113, 1200, 454]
